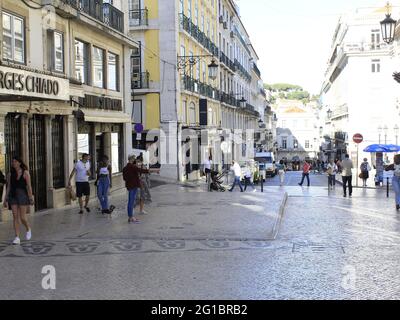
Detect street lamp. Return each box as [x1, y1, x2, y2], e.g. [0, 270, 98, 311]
[177, 55, 219, 80]
[327, 109, 332, 119]
[381, 2, 397, 44]
[384, 125, 389, 144]
[378, 125, 383, 143]
[395, 124, 399, 145]
[239, 96, 247, 108]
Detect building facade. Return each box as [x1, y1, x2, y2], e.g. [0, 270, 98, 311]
[275, 100, 320, 163]
[320, 5, 399, 169]
[129, 0, 266, 182]
[0, 0, 136, 210]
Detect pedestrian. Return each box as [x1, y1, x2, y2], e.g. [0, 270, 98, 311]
[385, 154, 400, 211]
[360, 158, 372, 187]
[135, 157, 159, 215]
[95, 155, 114, 214]
[341, 154, 354, 198]
[326, 159, 338, 189]
[276, 160, 286, 186]
[68, 153, 91, 214]
[243, 164, 256, 192]
[3, 156, 34, 245]
[204, 156, 212, 183]
[229, 160, 244, 192]
[298, 161, 311, 187]
[123, 155, 151, 224]
[0, 169, 6, 204]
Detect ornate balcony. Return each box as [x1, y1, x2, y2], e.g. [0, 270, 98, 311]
[129, 8, 149, 27]
[132, 71, 150, 89]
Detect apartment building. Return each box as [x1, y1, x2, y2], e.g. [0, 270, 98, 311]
[0, 0, 136, 210]
[320, 5, 398, 166]
[128, 0, 266, 181]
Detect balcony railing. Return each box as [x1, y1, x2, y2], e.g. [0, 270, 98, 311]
[60, 0, 124, 32]
[180, 14, 219, 57]
[253, 63, 261, 78]
[132, 71, 150, 89]
[182, 75, 220, 101]
[129, 8, 148, 27]
[220, 52, 236, 72]
[234, 59, 252, 82]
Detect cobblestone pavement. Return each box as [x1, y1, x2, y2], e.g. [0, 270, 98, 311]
[1, 172, 400, 299]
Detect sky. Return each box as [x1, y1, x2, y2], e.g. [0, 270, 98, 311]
[237, 0, 390, 95]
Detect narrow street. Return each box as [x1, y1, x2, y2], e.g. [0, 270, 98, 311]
[1, 172, 400, 300]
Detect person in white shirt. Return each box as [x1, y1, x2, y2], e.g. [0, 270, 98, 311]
[204, 157, 212, 183]
[385, 154, 400, 211]
[243, 164, 256, 192]
[229, 160, 244, 192]
[69, 153, 91, 214]
[341, 154, 354, 197]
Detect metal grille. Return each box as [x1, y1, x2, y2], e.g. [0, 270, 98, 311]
[28, 115, 47, 211]
[52, 116, 65, 189]
[4, 114, 22, 175]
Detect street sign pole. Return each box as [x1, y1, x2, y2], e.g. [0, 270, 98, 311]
[356, 143, 359, 187]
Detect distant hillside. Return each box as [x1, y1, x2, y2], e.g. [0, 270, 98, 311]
[264, 83, 319, 104]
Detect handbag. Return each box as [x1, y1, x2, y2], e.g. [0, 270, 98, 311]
[358, 173, 363, 179]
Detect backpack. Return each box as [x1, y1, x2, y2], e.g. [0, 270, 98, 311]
[361, 162, 368, 172]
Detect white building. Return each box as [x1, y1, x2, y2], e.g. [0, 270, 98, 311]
[320, 4, 400, 169]
[275, 100, 320, 163]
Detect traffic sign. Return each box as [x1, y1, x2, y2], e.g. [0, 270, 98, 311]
[353, 133, 363, 144]
[134, 123, 144, 133]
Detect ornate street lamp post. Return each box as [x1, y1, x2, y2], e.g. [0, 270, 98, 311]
[378, 125, 383, 144]
[384, 125, 389, 144]
[394, 124, 399, 145]
[177, 55, 219, 80]
[381, 2, 397, 44]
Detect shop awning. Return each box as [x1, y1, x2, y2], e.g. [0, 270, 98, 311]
[83, 109, 132, 123]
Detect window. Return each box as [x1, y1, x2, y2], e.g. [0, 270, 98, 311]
[189, 102, 196, 124]
[188, 0, 192, 19]
[131, 46, 142, 88]
[2, 12, 25, 63]
[48, 31, 64, 72]
[371, 30, 380, 50]
[93, 47, 105, 88]
[108, 52, 118, 91]
[75, 40, 89, 84]
[132, 100, 142, 124]
[293, 139, 298, 149]
[179, 0, 184, 14]
[305, 140, 310, 149]
[111, 132, 121, 173]
[372, 59, 381, 73]
[281, 137, 287, 149]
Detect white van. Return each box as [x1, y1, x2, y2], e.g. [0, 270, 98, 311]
[255, 152, 276, 177]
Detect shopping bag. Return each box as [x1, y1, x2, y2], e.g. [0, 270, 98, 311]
[68, 186, 77, 201]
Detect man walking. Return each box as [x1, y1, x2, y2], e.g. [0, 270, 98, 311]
[341, 154, 354, 197]
[298, 160, 311, 187]
[243, 164, 256, 192]
[229, 160, 243, 192]
[326, 159, 338, 190]
[69, 153, 91, 214]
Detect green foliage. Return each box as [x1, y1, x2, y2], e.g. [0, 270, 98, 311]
[264, 83, 303, 92]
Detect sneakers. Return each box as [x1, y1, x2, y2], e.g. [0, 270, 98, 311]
[85, 207, 91, 213]
[79, 209, 83, 214]
[12, 237, 21, 245]
[26, 229, 32, 241]
[252, 189, 257, 193]
[139, 210, 148, 215]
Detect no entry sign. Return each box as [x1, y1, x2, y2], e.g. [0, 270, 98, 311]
[353, 133, 363, 144]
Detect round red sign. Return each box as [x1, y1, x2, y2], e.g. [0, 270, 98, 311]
[353, 133, 363, 144]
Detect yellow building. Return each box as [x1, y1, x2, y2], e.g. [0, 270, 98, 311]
[129, 0, 266, 181]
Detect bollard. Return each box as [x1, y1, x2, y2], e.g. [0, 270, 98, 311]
[261, 174, 264, 193]
[387, 177, 390, 198]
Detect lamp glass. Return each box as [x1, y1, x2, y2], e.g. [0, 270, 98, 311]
[381, 14, 397, 44]
[208, 59, 218, 80]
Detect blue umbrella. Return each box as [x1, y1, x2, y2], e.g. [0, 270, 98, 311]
[363, 144, 400, 153]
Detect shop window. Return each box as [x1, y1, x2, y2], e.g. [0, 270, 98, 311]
[2, 12, 25, 64]
[93, 47, 105, 88]
[108, 52, 119, 91]
[75, 40, 89, 84]
[77, 134, 90, 159]
[111, 132, 122, 173]
[52, 116, 65, 189]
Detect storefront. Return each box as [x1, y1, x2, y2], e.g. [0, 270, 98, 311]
[0, 65, 70, 211]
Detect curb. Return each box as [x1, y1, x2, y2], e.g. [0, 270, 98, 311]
[272, 192, 288, 240]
